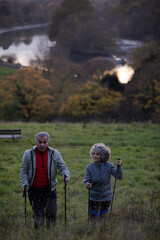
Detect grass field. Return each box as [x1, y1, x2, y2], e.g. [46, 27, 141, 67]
[0, 122, 160, 240]
[0, 65, 17, 80]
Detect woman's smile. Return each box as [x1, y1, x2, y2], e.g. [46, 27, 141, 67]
[92, 150, 102, 164]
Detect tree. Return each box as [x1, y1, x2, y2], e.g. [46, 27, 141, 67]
[48, 0, 115, 55]
[131, 41, 160, 71]
[49, 0, 94, 40]
[49, 0, 94, 48]
[103, 0, 160, 40]
[0, 0, 56, 28]
[0, 68, 55, 121]
[151, 80, 160, 122]
[124, 41, 160, 122]
[82, 57, 115, 82]
[59, 81, 124, 120]
[101, 73, 125, 92]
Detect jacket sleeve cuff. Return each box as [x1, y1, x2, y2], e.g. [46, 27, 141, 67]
[117, 165, 122, 169]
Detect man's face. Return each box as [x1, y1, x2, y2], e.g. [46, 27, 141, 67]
[36, 136, 49, 152]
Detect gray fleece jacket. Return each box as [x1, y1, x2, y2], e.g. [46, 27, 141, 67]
[20, 146, 70, 191]
[84, 162, 123, 201]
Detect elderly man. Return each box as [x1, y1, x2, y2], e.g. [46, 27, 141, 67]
[20, 132, 70, 229]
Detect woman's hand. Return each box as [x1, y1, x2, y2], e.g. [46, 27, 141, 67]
[86, 182, 92, 189]
[116, 158, 122, 166]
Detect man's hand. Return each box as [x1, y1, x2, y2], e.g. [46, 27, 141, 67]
[86, 182, 92, 189]
[22, 186, 29, 193]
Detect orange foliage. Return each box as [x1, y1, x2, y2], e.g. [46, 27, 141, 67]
[59, 81, 124, 119]
[0, 68, 55, 121]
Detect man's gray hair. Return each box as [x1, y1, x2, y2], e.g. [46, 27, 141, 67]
[90, 143, 111, 162]
[35, 132, 50, 141]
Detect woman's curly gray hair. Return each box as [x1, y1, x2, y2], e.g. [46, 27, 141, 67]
[90, 143, 111, 162]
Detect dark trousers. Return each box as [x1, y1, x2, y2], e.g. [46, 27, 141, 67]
[28, 187, 57, 229]
[89, 200, 111, 221]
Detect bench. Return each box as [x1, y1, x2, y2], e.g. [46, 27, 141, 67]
[0, 129, 22, 142]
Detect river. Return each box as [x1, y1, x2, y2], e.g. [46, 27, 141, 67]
[0, 23, 56, 66]
[0, 23, 142, 83]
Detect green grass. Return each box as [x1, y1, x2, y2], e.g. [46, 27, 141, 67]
[0, 122, 160, 240]
[0, 66, 17, 80]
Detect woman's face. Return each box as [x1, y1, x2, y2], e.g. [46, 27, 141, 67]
[92, 150, 102, 164]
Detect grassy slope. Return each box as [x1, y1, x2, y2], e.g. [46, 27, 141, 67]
[0, 122, 160, 240]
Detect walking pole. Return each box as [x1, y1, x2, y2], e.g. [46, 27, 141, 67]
[109, 177, 116, 222]
[64, 175, 67, 228]
[109, 158, 122, 221]
[88, 188, 90, 227]
[23, 185, 27, 226]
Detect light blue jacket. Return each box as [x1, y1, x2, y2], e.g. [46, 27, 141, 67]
[84, 162, 123, 201]
[20, 146, 70, 191]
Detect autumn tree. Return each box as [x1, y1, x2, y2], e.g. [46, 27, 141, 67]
[59, 81, 124, 121]
[0, 68, 55, 121]
[125, 41, 160, 122]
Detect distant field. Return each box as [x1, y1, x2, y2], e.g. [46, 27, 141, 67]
[0, 65, 17, 80]
[0, 122, 160, 240]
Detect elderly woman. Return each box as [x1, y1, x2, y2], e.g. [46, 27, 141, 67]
[84, 143, 123, 221]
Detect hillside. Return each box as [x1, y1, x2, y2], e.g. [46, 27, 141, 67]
[0, 122, 160, 240]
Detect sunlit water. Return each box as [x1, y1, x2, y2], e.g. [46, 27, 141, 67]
[112, 65, 134, 84]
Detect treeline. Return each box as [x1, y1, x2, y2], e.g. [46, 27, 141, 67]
[1, 0, 159, 42]
[0, 40, 160, 123]
[0, 0, 57, 28]
[103, 0, 160, 41]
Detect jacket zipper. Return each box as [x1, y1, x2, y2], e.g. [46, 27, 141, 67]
[42, 153, 44, 168]
[99, 165, 102, 194]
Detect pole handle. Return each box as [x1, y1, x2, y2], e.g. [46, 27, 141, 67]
[64, 175, 66, 186]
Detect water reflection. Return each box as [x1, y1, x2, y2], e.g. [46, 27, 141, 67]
[0, 26, 48, 50]
[0, 25, 56, 66]
[116, 38, 142, 52]
[0, 35, 55, 66]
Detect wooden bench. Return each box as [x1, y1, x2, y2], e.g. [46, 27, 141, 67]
[0, 129, 22, 142]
